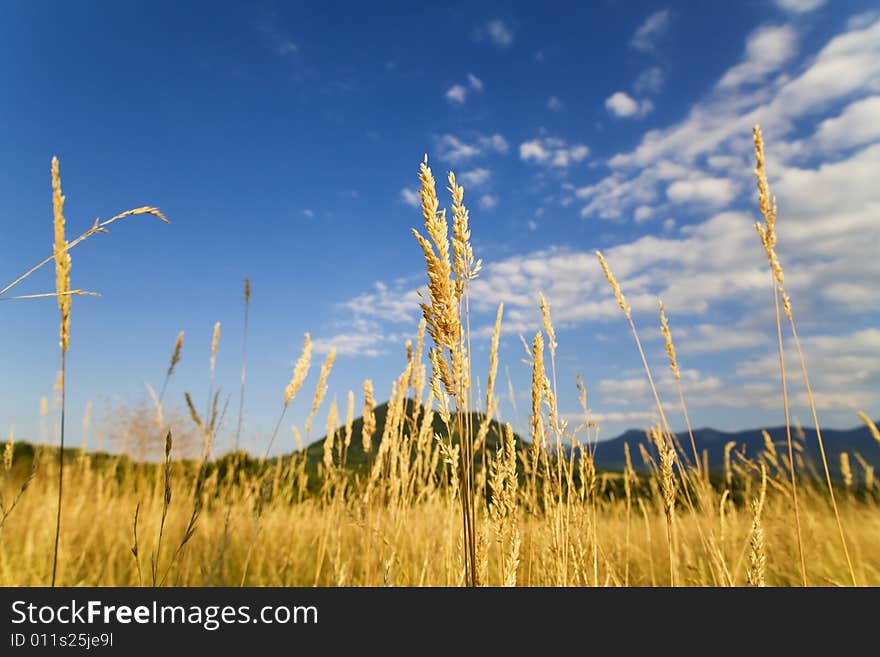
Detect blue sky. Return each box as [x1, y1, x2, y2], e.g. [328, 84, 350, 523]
[1, 0, 878, 456]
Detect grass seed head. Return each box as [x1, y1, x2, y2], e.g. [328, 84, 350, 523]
[596, 251, 631, 322]
[285, 333, 313, 407]
[51, 157, 71, 354]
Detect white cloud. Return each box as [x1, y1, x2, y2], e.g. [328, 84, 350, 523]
[590, 410, 656, 425]
[437, 133, 509, 163]
[634, 205, 654, 222]
[775, 0, 826, 13]
[605, 92, 638, 117]
[467, 73, 484, 92]
[547, 96, 564, 111]
[736, 328, 880, 410]
[519, 137, 590, 167]
[682, 323, 771, 354]
[459, 168, 491, 187]
[437, 133, 510, 164]
[479, 194, 498, 209]
[520, 140, 549, 162]
[312, 331, 385, 357]
[343, 281, 422, 325]
[605, 92, 653, 118]
[666, 176, 739, 206]
[718, 25, 798, 89]
[582, 17, 880, 225]
[400, 188, 420, 207]
[435, 135, 478, 162]
[445, 84, 467, 104]
[630, 9, 671, 52]
[599, 369, 724, 409]
[634, 66, 665, 94]
[482, 134, 509, 154]
[810, 96, 880, 153]
[302, 208, 315, 218]
[486, 19, 514, 47]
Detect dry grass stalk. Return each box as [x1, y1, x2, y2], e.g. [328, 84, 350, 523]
[285, 333, 313, 407]
[158, 331, 185, 405]
[724, 441, 736, 489]
[305, 349, 336, 438]
[659, 300, 700, 474]
[653, 426, 677, 586]
[853, 453, 874, 490]
[411, 156, 480, 586]
[362, 380, 376, 454]
[752, 125, 807, 586]
[169, 332, 184, 377]
[858, 412, 880, 445]
[1, 189, 168, 301]
[209, 322, 221, 376]
[343, 390, 355, 465]
[50, 157, 71, 587]
[323, 401, 338, 478]
[151, 431, 174, 585]
[263, 333, 312, 458]
[3, 429, 12, 473]
[840, 453, 853, 492]
[747, 465, 768, 587]
[530, 332, 548, 478]
[753, 124, 854, 586]
[234, 278, 251, 452]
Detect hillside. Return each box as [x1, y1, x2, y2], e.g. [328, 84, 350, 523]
[583, 421, 880, 475]
[300, 399, 526, 471]
[301, 401, 879, 478]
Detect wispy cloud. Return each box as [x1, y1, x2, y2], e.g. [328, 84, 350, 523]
[445, 73, 485, 105]
[400, 188, 420, 207]
[479, 194, 498, 209]
[582, 17, 880, 227]
[547, 96, 564, 111]
[809, 96, 880, 153]
[436, 133, 509, 163]
[630, 9, 671, 52]
[485, 19, 514, 47]
[519, 137, 589, 167]
[717, 25, 797, 90]
[312, 330, 385, 357]
[460, 168, 491, 187]
[605, 92, 654, 118]
[634, 66, 665, 94]
[665, 176, 739, 206]
[775, 0, 826, 13]
[445, 84, 467, 104]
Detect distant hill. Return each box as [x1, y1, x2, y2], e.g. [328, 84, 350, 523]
[9, 402, 877, 481]
[300, 399, 527, 471]
[585, 422, 880, 475]
[303, 402, 879, 478]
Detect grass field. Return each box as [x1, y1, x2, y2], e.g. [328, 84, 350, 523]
[1, 127, 878, 587]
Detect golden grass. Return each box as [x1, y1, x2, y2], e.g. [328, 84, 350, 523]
[1, 454, 877, 586]
[0, 134, 878, 588]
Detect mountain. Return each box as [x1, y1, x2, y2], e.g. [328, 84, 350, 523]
[301, 399, 527, 471]
[584, 422, 880, 475]
[304, 400, 879, 477]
